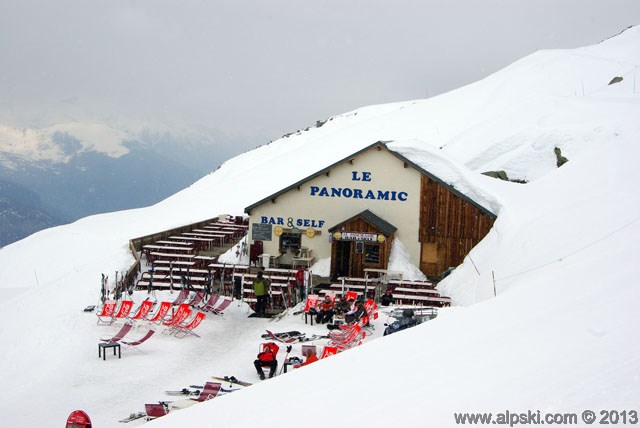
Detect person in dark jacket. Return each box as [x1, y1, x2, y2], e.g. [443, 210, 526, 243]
[334, 295, 350, 317]
[380, 288, 395, 306]
[254, 342, 279, 379]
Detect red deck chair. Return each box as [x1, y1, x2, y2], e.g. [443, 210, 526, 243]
[171, 312, 206, 338]
[121, 329, 155, 348]
[210, 298, 231, 315]
[363, 299, 378, 320]
[200, 294, 220, 311]
[112, 300, 134, 321]
[127, 300, 154, 322]
[303, 295, 319, 313]
[145, 403, 169, 420]
[187, 291, 205, 307]
[345, 291, 358, 302]
[162, 303, 191, 328]
[190, 382, 222, 402]
[146, 301, 171, 324]
[100, 323, 133, 343]
[171, 289, 190, 305]
[96, 300, 117, 325]
[320, 346, 338, 359]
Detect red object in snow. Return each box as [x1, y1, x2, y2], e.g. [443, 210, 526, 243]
[65, 410, 92, 428]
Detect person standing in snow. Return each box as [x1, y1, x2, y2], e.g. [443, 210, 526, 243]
[295, 266, 307, 303]
[253, 271, 269, 317]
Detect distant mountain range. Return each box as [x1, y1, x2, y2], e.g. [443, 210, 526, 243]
[0, 121, 256, 247]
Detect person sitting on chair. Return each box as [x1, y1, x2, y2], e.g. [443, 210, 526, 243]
[380, 288, 395, 306]
[334, 295, 350, 317]
[254, 342, 279, 380]
[345, 299, 366, 324]
[316, 295, 335, 324]
[302, 348, 319, 366]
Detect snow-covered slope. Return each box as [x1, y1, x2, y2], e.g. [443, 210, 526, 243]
[0, 26, 639, 427]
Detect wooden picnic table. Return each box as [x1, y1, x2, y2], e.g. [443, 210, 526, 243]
[168, 235, 216, 251]
[152, 260, 196, 267]
[143, 244, 193, 253]
[155, 240, 192, 246]
[149, 252, 195, 261]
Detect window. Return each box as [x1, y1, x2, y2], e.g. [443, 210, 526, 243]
[364, 244, 381, 264]
[279, 232, 301, 252]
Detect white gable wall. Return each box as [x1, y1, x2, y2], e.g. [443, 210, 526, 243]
[247, 147, 422, 269]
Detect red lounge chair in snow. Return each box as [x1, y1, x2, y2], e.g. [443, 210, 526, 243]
[304, 295, 319, 313]
[127, 300, 154, 322]
[100, 323, 133, 343]
[171, 289, 190, 305]
[187, 291, 206, 307]
[345, 291, 358, 302]
[320, 346, 338, 358]
[112, 300, 134, 323]
[146, 301, 171, 324]
[200, 294, 220, 311]
[121, 329, 156, 348]
[190, 382, 222, 402]
[145, 403, 169, 420]
[210, 298, 231, 315]
[171, 312, 206, 338]
[162, 303, 191, 328]
[96, 300, 117, 325]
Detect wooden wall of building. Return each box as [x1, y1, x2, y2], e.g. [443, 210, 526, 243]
[419, 175, 495, 277]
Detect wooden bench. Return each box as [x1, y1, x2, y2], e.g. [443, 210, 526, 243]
[136, 280, 206, 291]
[150, 251, 194, 259]
[392, 287, 441, 296]
[150, 266, 208, 273]
[153, 260, 196, 268]
[393, 294, 451, 307]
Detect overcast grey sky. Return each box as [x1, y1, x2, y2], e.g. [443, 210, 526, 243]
[1, 0, 639, 144]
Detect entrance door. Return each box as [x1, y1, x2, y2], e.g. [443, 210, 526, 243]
[335, 241, 352, 278]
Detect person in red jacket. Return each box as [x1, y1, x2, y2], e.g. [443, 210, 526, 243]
[302, 348, 319, 366]
[254, 342, 279, 380]
[316, 294, 335, 324]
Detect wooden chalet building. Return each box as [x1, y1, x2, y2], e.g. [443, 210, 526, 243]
[245, 141, 496, 279]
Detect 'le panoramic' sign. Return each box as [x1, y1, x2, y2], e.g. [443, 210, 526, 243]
[309, 171, 408, 202]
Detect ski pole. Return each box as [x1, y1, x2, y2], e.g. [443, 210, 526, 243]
[278, 345, 292, 375]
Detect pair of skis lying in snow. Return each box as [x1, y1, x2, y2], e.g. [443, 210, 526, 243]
[262, 330, 328, 343]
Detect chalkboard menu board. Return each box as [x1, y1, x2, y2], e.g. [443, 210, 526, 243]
[251, 223, 272, 241]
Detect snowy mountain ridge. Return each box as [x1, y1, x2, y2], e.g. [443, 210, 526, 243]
[0, 26, 638, 428]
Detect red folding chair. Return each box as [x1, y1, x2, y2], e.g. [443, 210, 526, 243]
[127, 300, 154, 322]
[145, 403, 169, 420]
[96, 300, 117, 325]
[320, 346, 338, 358]
[171, 312, 206, 338]
[162, 303, 191, 328]
[190, 382, 222, 402]
[146, 301, 171, 324]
